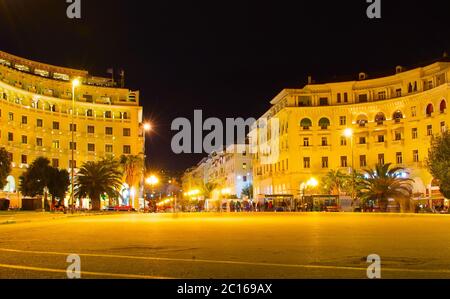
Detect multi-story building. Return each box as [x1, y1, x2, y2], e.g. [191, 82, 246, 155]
[0, 50, 144, 208]
[250, 58, 450, 209]
[182, 144, 253, 206]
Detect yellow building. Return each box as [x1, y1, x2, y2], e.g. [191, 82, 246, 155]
[0, 50, 144, 208]
[251, 59, 449, 207]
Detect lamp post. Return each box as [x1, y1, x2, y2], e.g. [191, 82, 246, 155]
[70, 79, 80, 211]
[140, 123, 152, 210]
[145, 174, 159, 212]
[343, 128, 355, 205]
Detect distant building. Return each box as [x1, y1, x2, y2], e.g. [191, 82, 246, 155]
[182, 144, 253, 201]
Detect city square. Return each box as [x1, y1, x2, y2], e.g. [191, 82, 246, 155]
[0, 211, 450, 279]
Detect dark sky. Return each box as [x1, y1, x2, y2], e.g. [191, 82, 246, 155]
[1, 0, 449, 173]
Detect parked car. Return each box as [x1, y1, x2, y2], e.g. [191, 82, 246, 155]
[113, 205, 134, 212]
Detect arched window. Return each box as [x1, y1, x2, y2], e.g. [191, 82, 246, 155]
[318, 117, 330, 129]
[393, 110, 403, 122]
[375, 112, 386, 125]
[356, 114, 368, 127]
[426, 103, 434, 116]
[300, 118, 312, 130]
[440, 100, 447, 113]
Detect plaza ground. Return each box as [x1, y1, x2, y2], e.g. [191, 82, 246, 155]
[0, 212, 449, 279]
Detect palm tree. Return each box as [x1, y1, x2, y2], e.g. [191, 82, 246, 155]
[120, 155, 144, 204]
[357, 163, 413, 212]
[74, 159, 123, 210]
[321, 169, 351, 195]
[201, 182, 217, 199]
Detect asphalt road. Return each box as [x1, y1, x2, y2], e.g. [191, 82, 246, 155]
[0, 212, 449, 279]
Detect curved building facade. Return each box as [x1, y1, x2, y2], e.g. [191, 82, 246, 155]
[251, 60, 450, 208]
[0, 50, 144, 208]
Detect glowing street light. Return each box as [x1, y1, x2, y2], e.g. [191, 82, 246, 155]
[143, 122, 152, 132]
[307, 177, 319, 188]
[343, 128, 353, 138]
[145, 175, 159, 186]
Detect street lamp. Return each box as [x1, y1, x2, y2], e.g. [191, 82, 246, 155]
[145, 174, 159, 211]
[139, 122, 152, 210]
[70, 79, 80, 211]
[343, 128, 355, 205]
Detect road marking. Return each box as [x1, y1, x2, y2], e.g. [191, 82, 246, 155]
[1, 248, 450, 275]
[0, 263, 173, 279]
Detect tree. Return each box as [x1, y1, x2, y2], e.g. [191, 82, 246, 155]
[427, 130, 450, 199]
[0, 148, 12, 190]
[120, 154, 144, 203]
[19, 157, 52, 199]
[201, 182, 217, 199]
[19, 157, 70, 210]
[47, 168, 70, 207]
[74, 159, 123, 210]
[241, 184, 253, 199]
[321, 169, 351, 195]
[357, 163, 413, 212]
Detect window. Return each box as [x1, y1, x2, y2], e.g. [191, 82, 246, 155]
[359, 137, 366, 144]
[86, 109, 93, 117]
[337, 93, 341, 103]
[339, 116, 346, 126]
[319, 118, 330, 129]
[21, 135, 27, 144]
[375, 113, 386, 125]
[412, 128, 418, 139]
[88, 143, 95, 152]
[105, 127, 113, 135]
[303, 157, 310, 168]
[319, 97, 329, 106]
[8, 112, 13, 121]
[36, 138, 43, 147]
[69, 160, 76, 169]
[300, 118, 312, 130]
[322, 157, 329, 168]
[87, 125, 95, 134]
[440, 100, 447, 113]
[395, 88, 402, 97]
[21, 116, 27, 124]
[21, 155, 27, 164]
[378, 135, 385, 143]
[243, 163, 247, 170]
[358, 94, 368, 103]
[123, 128, 131, 136]
[340, 137, 347, 146]
[8, 132, 13, 141]
[321, 137, 328, 146]
[396, 152, 403, 164]
[69, 142, 77, 150]
[441, 121, 446, 133]
[413, 150, 419, 163]
[360, 155, 367, 167]
[426, 104, 434, 116]
[427, 125, 433, 136]
[52, 140, 60, 149]
[340, 156, 348, 167]
[123, 145, 131, 154]
[37, 119, 43, 127]
[303, 138, 310, 147]
[393, 111, 403, 122]
[343, 92, 348, 102]
[70, 124, 77, 132]
[105, 111, 112, 118]
[378, 154, 385, 165]
[52, 121, 59, 130]
[394, 131, 402, 141]
[52, 159, 59, 168]
[105, 144, 113, 153]
[411, 106, 417, 117]
[378, 91, 386, 100]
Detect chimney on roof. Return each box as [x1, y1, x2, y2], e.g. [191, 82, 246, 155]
[307, 76, 313, 84]
[395, 65, 403, 74]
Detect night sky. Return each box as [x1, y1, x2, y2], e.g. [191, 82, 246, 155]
[1, 0, 449, 173]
